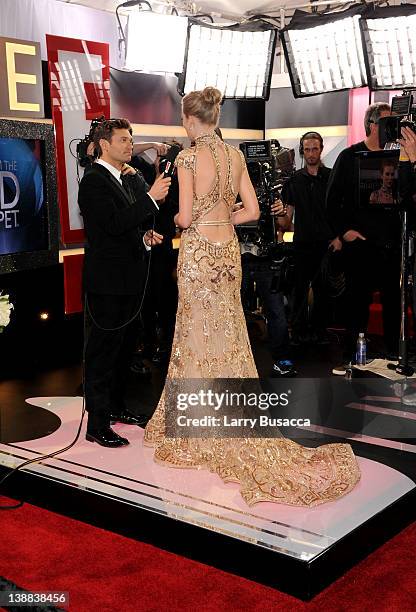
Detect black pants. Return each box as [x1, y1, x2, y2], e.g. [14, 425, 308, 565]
[141, 246, 178, 350]
[343, 240, 400, 359]
[84, 293, 140, 431]
[241, 255, 290, 360]
[292, 241, 330, 337]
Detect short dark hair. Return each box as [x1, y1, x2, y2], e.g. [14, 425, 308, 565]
[364, 103, 391, 137]
[380, 159, 397, 172]
[93, 118, 132, 157]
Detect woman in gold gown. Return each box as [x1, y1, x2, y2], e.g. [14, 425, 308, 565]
[144, 87, 360, 506]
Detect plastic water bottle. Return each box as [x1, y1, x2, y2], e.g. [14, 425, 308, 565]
[356, 332, 367, 365]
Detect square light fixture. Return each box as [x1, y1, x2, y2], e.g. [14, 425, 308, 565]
[177, 20, 277, 100]
[360, 4, 416, 90]
[125, 12, 188, 73]
[280, 5, 368, 98]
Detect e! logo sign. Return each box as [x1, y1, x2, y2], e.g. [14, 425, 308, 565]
[0, 37, 44, 118]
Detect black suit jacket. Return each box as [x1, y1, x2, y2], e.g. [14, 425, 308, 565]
[78, 163, 158, 295]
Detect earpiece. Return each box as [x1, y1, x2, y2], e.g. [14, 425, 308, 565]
[299, 131, 324, 155]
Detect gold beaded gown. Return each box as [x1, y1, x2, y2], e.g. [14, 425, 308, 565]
[144, 132, 360, 506]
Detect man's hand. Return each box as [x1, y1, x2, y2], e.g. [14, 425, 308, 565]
[399, 126, 416, 163]
[270, 199, 286, 216]
[343, 229, 366, 242]
[87, 142, 96, 157]
[121, 163, 137, 176]
[148, 174, 171, 201]
[144, 230, 163, 247]
[329, 237, 342, 251]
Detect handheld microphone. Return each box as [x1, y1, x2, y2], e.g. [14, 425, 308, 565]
[162, 145, 182, 178]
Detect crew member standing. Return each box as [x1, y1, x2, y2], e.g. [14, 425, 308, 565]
[280, 132, 340, 345]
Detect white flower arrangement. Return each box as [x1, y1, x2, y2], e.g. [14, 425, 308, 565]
[0, 293, 13, 333]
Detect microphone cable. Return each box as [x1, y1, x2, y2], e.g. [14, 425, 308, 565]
[0, 300, 89, 510]
[0, 216, 156, 510]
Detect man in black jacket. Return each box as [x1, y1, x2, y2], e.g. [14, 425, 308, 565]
[281, 132, 340, 345]
[326, 102, 401, 374]
[78, 118, 171, 447]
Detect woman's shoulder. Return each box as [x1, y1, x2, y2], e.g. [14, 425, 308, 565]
[226, 143, 246, 166]
[175, 146, 196, 170]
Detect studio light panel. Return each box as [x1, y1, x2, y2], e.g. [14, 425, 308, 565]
[282, 13, 367, 97]
[361, 13, 416, 89]
[181, 25, 276, 99]
[125, 12, 188, 73]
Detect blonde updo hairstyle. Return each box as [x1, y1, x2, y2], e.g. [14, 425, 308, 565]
[182, 87, 222, 126]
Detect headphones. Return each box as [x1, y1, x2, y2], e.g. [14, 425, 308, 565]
[299, 131, 324, 156]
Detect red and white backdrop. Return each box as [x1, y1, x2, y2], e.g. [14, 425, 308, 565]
[46, 34, 110, 244]
[46, 35, 110, 312]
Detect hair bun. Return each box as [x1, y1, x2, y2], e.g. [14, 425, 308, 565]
[201, 87, 222, 106]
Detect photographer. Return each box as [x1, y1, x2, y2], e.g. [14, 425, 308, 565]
[78, 118, 171, 447]
[326, 102, 401, 374]
[280, 132, 340, 346]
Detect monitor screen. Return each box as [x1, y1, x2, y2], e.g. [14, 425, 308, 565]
[0, 138, 48, 255]
[240, 141, 271, 161]
[356, 150, 400, 210]
[0, 120, 58, 275]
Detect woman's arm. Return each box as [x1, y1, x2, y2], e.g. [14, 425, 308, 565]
[174, 165, 193, 229]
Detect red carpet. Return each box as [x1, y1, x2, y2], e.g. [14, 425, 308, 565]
[1, 497, 416, 611]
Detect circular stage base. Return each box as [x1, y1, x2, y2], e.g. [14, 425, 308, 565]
[0, 403, 61, 444]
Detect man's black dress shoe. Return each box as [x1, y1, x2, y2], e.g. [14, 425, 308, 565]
[152, 347, 170, 366]
[110, 410, 148, 427]
[130, 357, 151, 377]
[86, 427, 130, 447]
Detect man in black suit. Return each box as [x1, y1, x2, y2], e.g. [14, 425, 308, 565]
[78, 118, 171, 447]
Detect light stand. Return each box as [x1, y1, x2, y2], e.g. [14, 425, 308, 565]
[116, 0, 152, 58]
[388, 201, 414, 377]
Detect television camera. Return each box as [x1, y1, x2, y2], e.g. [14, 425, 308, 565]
[237, 139, 295, 257]
[237, 139, 295, 294]
[379, 91, 416, 149]
[75, 115, 106, 167]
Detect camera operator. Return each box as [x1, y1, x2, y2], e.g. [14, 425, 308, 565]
[238, 195, 296, 377]
[78, 118, 171, 447]
[326, 102, 401, 374]
[279, 132, 340, 346]
[129, 142, 181, 366]
[240, 214, 296, 377]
